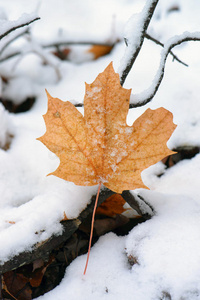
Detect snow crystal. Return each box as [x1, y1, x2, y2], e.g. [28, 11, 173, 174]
[110, 149, 117, 157]
[86, 86, 102, 98]
[130, 140, 135, 146]
[111, 164, 117, 172]
[125, 127, 133, 134]
[116, 153, 125, 164]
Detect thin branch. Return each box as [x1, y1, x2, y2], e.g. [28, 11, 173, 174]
[75, 102, 84, 107]
[42, 40, 115, 48]
[0, 51, 21, 63]
[41, 34, 186, 67]
[119, 0, 159, 86]
[122, 190, 154, 218]
[136, 193, 155, 215]
[0, 28, 29, 55]
[7, 34, 62, 81]
[129, 32, 200, 108]
[0, 15, 40, 41]
[144, 33, 188, 67]
[121, 191, 143, 216]
[0, 41, 116, 64]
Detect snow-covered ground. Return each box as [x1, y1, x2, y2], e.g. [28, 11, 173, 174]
[1, 0, 200, 299]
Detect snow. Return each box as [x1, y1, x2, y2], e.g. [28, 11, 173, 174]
[0, 0, 200, 299]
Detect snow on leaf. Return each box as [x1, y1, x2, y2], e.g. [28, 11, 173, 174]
[38, 62, 176, 193]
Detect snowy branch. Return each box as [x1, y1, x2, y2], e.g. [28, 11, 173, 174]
[0, 188, 115, 274]
[0, 13, 40, 41]
[0, 40, 116, 63]
[0, 187, 151, 274]
[42, 40, 115, 48]
[119, 0, 159, 86]
[129, 32, 200, 108]
[0, 51, 21, 62]
[14, 35, 62, 80]
[0, 31, 186, 70]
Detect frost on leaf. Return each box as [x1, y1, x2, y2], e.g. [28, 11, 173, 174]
[38, 62, 176, 193]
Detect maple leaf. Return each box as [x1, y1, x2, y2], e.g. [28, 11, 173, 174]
[3, 271, 32, 300]
[96, 194, 127, 217]
[38, 62, 176, 275]
[39, 63, 176, 275]
[87, 44, 114, 60]
[38, 62, 176, 194]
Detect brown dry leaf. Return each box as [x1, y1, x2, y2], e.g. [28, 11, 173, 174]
[32, 258, 44, 272]
[61, 211, 69, 221]
[29, 263, 49, 288]
[3, 271, 32, 300]
[87, 45, 113, 59]
[52, 48, 71, 60]
[38, 62, 176, 193]
[96, 194, 127, 217]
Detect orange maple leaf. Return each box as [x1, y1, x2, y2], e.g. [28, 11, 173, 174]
[87, 44, 113, 60]
[96, 194, 127, 217]
[38, 62, 176, 194]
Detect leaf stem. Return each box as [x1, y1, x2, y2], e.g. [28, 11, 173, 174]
[83, 182, 101, 275]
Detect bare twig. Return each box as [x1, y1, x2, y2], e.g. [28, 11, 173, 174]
[0, 51, 21, 62]
[144, 33, 188, 67]
[129, 32, 200, 108]
[0, 28, 29, 55]
[0, 40, 116, 63]
[17, 36, 61, 80]
[119, 0, 159, 86]
[0, 15, 40, 41]
[48, 33, 200, 109]
[75, 102, 84, 107]
[42, 40, 115, 48]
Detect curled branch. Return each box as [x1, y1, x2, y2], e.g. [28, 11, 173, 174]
[130, 32, 200, 108]
[66, 33, 200, 110]
[145, 33, 188, 67]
